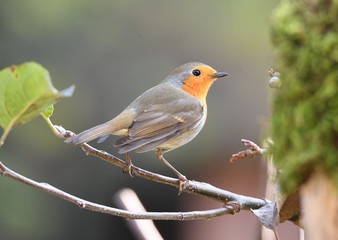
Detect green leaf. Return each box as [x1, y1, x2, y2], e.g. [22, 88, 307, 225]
[0, 62, 74, 147]
[42, 105, 54, 118]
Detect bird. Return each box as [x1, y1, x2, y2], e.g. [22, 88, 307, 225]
[65, 62, 228, 186]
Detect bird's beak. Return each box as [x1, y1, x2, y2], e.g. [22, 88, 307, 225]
[209, 72, 228, 79]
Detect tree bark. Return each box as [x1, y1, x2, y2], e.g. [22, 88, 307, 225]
[301, 171, 338, 240]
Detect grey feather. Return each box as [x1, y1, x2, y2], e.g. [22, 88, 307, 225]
[116, 124, 180, 153]
[133, 132, 180, 153]
[97, 134, 110, 143]
[115, 106, 202, 153]
[65, 122, 112, 145]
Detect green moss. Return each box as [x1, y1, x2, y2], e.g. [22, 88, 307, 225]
[270, 0, 338, 193]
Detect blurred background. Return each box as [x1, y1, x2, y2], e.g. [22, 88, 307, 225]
[0, 0, 301, 239]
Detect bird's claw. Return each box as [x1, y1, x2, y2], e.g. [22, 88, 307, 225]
[178, 175, 188, 195]
[124, 153, 134, 177]
[224, 202, 241, 214]
[123, 162, 134, 177]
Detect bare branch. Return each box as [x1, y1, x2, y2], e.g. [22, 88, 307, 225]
[230, 139, 267, 163]
[51, 125, 268, 209]
[74, 140, 269, 210]
[0, 161, 236, 220]
[0, 123, 270, 221]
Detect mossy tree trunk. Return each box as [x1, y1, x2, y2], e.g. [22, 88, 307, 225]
[270, 0, 338, 239]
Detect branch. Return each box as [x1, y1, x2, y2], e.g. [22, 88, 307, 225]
[0, 161, 235, 220]
[52, 124, 268, 210]
[115, 188, 164, 239]
[230, 139, 267, 163]
[0, 123, 270, 221]
[72, 137, 269, 210]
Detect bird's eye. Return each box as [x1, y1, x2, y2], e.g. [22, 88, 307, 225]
[192, 69, 201, 76]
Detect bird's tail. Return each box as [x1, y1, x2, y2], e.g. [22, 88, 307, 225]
[65, 122, 113, 145]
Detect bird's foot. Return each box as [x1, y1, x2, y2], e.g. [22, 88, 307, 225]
[224, 202, 241, 214]
[177, 175, 188, 195]
[124, 153, 134, 177]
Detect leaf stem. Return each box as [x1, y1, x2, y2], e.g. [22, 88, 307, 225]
[41, 114, 60, 136]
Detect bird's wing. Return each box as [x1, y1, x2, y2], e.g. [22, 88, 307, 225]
[115, 101, 204, 153]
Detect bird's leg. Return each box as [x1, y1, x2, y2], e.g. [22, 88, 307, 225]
[124, 152, 134, 177]
[156, 150, 188, 193]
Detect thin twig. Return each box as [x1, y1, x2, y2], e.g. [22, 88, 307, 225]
[230, 139, 267, 163]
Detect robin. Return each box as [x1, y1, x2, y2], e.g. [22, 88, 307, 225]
[65, 62, 228, 186]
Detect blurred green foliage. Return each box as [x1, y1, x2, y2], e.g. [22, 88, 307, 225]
[271, 0, 338, 193]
